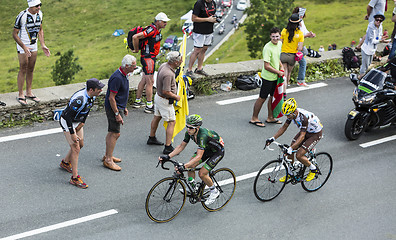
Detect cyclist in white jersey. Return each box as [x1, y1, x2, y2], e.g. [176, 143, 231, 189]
[12, 0, 50, 105]
[266, 98, 323, 182]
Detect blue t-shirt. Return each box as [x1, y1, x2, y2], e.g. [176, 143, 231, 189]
[105, 67, 129, 110]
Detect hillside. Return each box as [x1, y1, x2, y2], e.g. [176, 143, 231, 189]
[0, 0, 195, 93]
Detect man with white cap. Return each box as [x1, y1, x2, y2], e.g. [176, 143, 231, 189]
[13, 0, 50, 106]
[132, 12, 170, 114]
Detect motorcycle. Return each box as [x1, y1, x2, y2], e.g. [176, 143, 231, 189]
[231, 15, 237, 25]
[345, 68, 396, 140]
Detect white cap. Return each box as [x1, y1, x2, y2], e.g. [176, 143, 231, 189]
[27, 0, 41, 7]
[155, 12, 170, 22]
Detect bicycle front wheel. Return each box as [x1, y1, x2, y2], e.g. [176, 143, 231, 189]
[145, 177, 186, 223]
[302, 152, 333, 192]
[202, 168, 236, 212]
[253, 160, 287, 202]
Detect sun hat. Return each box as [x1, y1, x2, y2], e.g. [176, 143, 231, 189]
[289, 13, 302, 23]
[373, 12, 385, 21]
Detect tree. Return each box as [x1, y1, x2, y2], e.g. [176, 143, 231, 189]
[245, 0, 295, 58]
[51, 49, 83, 86]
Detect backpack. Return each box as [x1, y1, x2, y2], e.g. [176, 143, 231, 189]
[235, 75, 259, 90]
[127, 26, 146, 50]
[342, 47, 361, 70]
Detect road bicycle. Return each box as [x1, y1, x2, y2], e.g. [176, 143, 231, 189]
[253, 141, 333, 202]
[145, 158, 236, 223]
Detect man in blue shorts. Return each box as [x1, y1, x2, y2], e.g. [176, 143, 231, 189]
[250, 27, 284, 127]
[103, 55, 137, 171]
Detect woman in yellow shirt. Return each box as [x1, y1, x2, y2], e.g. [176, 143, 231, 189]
[280, 13, 304, 96]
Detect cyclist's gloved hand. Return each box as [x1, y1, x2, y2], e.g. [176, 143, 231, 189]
[160, 155, 170, 161]
[176, 163, 185, 173]
[286, 147, 293, 155]
[266, 137, 275, 146]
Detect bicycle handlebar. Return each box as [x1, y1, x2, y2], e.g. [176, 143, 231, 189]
[157, 156, 186, 172]
[265, 141, 292, 154]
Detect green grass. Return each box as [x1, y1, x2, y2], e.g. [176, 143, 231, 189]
[0, 0, 195, 93]
[207, 0, 395, 63]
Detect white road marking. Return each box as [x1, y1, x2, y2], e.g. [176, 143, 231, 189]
[359, 135, 396, 148]
[1, 209, 118, 240]
[216, 82, 328, 105]
[0, 128, 62, 143]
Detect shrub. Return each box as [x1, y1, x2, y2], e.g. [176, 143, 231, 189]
[51, 49, 83, 86]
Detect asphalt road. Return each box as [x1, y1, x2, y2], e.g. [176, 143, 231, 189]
[1, 77, 396, 239]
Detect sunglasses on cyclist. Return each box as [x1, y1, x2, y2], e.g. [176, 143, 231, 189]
[186, 125, 197, 130]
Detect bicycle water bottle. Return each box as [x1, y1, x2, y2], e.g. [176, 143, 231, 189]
[188, 177, 196, 190]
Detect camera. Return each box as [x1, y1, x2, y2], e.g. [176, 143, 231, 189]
[216, 17, 221, 23]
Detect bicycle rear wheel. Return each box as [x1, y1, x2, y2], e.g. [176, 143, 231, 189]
[302, 152, 333, 192]
[253, 160, 287, 202]
[202, 168, 236, 211]
[145, 177, 186, 223]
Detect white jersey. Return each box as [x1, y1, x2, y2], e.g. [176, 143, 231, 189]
[287, 108, 323, 133]
[14, 8, 43, 51]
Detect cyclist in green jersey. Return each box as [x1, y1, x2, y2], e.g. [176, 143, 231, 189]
[160, 114, 225, 205]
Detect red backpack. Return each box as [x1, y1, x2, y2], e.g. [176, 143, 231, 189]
[127, 26, 146, 50]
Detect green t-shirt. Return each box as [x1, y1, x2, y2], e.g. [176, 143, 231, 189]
[261, 41, 282, 81]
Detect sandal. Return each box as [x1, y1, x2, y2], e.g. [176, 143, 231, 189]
[25, 95, 41, 103]
[16, 97, 27, 106]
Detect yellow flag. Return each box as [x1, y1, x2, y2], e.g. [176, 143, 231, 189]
[164, 33, 189, 141]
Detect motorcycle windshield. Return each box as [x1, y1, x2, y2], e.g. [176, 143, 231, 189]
[358, 69, 385, 96]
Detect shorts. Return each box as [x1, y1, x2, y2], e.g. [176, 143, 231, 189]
[106, 107, 125, 133]
[141, 57, 156, 75]
[192, 32, 213, 48]
[193, 148, 225, 171]
[280, 52, 296, 66]
[291, 130, 323, 151]
[17, 43, 38, 54]
[59, 117, 79, 132]
[154, 93, 176, 121]
[259, 78, 277, 99]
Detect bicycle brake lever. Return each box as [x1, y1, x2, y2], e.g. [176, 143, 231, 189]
[156, 161, 160, 168]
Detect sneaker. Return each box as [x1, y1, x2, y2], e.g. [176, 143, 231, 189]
[144, 106, 154, 114]
[163, 144, 174, 154]
[147, 136, 164, 145]
[132, 101, 145, 108]
[305, 169, 318, 182]
[194, 68, 209, 76]
[205, 189, 220, 205]
[60, 160, 72, 173]
[185, 70, 194, 78]
[279, 174, 292, 183]
[297, 82, 309, 87]
[69, 175, 88, 189]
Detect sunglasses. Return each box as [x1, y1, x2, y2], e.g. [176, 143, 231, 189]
[375, 18, 383, 22]
[186, 126, 197, 130]
[34, 3, 42, 7]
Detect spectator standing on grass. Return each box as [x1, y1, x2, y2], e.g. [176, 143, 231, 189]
[147, 51, 182, 154]
[355, 0, 386, 51]
[292, 7, 316, 87]
[359, 12, 389, 79]
[103, 55, 137, 171]
[249, 27, 284, 128]
[59, 78, 105, 189]
[185, 0, 217, 78]
[131, 12, 170, 114]
[13, 0, 50, 106]
[280, 13, 304, 94]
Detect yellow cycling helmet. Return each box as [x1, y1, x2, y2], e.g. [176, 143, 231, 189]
[282, 98, 297, 115]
